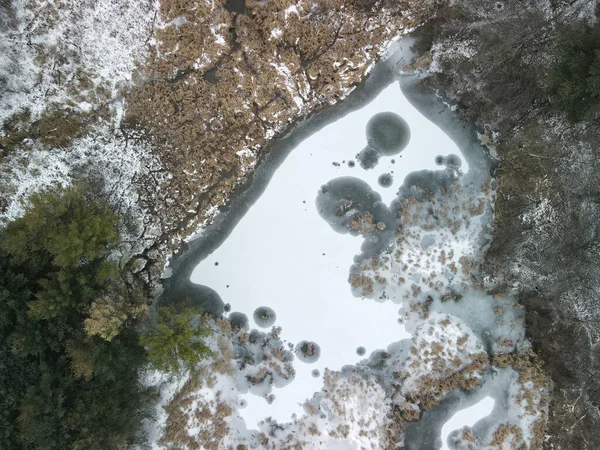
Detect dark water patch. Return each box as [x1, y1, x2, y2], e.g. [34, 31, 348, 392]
[391, 168, 457, 205]
[311, 369, 320, 378]
[357, 146, 380, 170]
[249, 329, 265, 344]
[225, 0, 247, 14]
[315, 177, 392, 237]
[404, 367, 512, 450]
[239, 399, 247, 408]
[366, 111, 410, 155]
[160, 281, 224, 317]
[399, 75, 496, 187]
[203, 67, 218, 84]
[356, 346, 366, 356]
[224, 303, 231, 312]
[445, 153, 462, 169]
[229, 312, 249, 330]
[435, 155, 445, 165]
[282, 349, 295, 362]
[404, 389, 463, 449]
[295, 341, 321, 363]
[315, 178, 399, 269]
[232, 345, 249, 360]
[363, 348, 393, 371]
[253, 306, 277, 328]
[348, 160, 355, 168]
[378, 173, 393, 188]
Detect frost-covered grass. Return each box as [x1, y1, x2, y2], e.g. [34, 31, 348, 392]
[0, 0, 158, 126]
[0, 0, 165, 265]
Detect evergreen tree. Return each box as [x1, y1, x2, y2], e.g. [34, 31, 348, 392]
[0, 184, 154, 450]
[140, 304, 212, 374]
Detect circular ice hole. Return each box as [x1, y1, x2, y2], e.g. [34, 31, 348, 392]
[229, 312, 249, 330]
[356, 346, 366, 356]
[366, 111, 410, 155]
[378, 173, 393, 188]
[445, 154, 462, 168]
[239, 399, 247, 409]
[249, 329, 265, 344]
[223, 303, 231, 312]
[357, 146, 381, 170]
[232, 345, 247, 360]
[311, 369, 320, 378]
[295, 340, 321, 363]
[348, 160, 356, 168]
[435, 155, 445, 166]
[253, 306, 277, 328]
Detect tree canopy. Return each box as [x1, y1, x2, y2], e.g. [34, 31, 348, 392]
[140, 303, 212, 375]
[0, 184, 153, 449]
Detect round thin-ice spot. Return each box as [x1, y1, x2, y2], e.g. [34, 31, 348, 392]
[315, 177, 391, 237]
[357, 146, 380, 170]
[356, 346, 366, 356]
[311, 369, 320, 378]
[223, 303, 231, 312]
[348, 160, 355, 168]
[229, 312, 248, 330]
[239, 399, 247, 409]
[445, 154, 462, 168]
[435, 155, 445, 166]
[253, 306, 277, 328]
[232, 345, 247, 360]
[295, 340, 321, 363]
[378, 173, 393, 188]
[366, 111, 410, 155]
[249, 329, 265, 344]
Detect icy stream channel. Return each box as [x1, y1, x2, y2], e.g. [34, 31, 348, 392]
[191, 81, 467, 426]
[441, 397, 495, 449]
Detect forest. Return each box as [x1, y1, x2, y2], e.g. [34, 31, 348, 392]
[0, 184, 209, 449]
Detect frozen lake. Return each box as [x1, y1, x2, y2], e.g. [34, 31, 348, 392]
[190, 78, 468, 426]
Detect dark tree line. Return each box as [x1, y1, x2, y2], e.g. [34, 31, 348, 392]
[0, 184, 211, 449]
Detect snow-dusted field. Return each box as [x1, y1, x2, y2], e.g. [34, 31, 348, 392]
[191, 80, 467, 426]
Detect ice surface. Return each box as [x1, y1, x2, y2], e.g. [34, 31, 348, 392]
[190, 81, 467, 426]
[441, 396, 494, 450]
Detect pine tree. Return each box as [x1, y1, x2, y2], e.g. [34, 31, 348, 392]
[140, 304, 212, 374]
